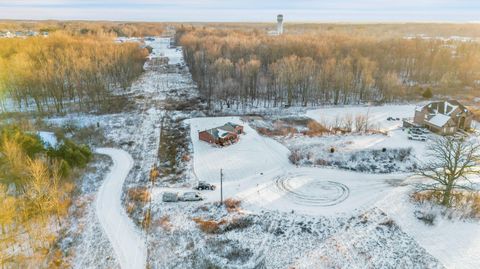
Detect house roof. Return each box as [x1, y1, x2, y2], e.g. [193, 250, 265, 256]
[201, 123, 243, 140]
[218, 122, 242, 132]
[202, 127, 234, 139]
[427, 114, 452, 128]
[424, 100, 470, 116]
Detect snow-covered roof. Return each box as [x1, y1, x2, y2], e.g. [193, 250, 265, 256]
[217, 129, 230, 138]
[427, 114, 452, 128]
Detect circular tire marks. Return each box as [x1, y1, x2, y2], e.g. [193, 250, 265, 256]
[275, 175, 349, 206]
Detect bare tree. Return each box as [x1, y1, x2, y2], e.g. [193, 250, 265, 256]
[354, 114, 368, 133]
[342, 114, 354, 132]
[419, 137, 480, 207]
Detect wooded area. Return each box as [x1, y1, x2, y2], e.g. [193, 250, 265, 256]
[0, 21, 166, 37]
[0, 125, 93, 267]
[0, 32, 148, 113]
[179, 27, 480, 109]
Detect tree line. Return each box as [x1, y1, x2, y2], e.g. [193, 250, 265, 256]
[178, 27, 480, 109]
[0, 32, 148, 113]
[0, 20, 166, 37]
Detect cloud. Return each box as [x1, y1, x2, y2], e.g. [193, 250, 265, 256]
[0, 0, 478, 22]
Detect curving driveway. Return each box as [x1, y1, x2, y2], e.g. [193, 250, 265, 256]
[95, 148, 147, 269]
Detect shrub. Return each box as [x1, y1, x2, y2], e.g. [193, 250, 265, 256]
[412, 190, 480, 220]
[289, 150, 302, 164]
[126, 202, 136, 215]
[192, 217, 226, 234]
[128, 187, 151, 203]
[0, 125, 45, 157]
[422, 88, 433, 99]
[379, 219, 395, 227]
[224, 198, 241, 212]
[158, 215, 172, 231]
[222, 216, 254, 232]
[414, 211, 436, 225]
[305, 120, 329, 137]
[47, 139, 93, 168]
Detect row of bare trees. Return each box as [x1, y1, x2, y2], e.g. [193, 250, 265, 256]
[0, 32, 148, 113]
[178, 28, 480, 109]
[0, 21, 165, 37]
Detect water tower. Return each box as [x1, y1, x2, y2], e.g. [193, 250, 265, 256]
[277, 14, 284, 35]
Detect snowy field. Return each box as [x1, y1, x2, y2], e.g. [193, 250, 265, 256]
[179, 110, 480, 268]
[12, 34, 478, 268]
[186, 117, 405, 216]
[186, 117, 290, 183]
[306, 104, 418, 131]
[378, 186, 480, 269]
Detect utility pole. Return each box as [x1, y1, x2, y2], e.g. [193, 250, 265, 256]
[220, 168, 223, 205]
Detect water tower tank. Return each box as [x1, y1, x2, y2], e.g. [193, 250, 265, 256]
[277, 14, 284, 35]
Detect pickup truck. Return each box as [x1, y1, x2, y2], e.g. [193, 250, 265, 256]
[194, 181, 216, 191]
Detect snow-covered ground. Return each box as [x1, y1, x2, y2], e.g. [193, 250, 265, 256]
[147, 115, 444, 268]
[186, 116, 405, 216]
[306, 104, 418, 132]
[49, 36, 196, 269]
[186, 117, 290, 183]
[149, 37, 184, 65]
[378, 186, 480, 269]
[176, 111, 479, 268]
[95, 148, 147, 269]
[17, 34, 477, 268]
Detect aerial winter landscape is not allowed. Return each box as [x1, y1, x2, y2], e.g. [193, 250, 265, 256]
[1, 2, 480, 269]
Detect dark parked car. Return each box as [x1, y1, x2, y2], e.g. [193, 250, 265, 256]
[194, 181, 216, 191]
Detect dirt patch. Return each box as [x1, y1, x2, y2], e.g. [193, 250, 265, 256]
[158, 114, 192, 183]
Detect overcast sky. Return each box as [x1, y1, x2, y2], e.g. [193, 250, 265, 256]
[0, 0, 479, 22]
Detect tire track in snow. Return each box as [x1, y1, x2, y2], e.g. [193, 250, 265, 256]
[95, 148, 147, 269]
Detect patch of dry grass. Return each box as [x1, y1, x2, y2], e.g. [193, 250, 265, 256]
[469, 107, 480, 122]
[127, 187, 150, 203]
[157, 215, 172, 231]
[192, 218, 227, 234]
[412, 190, 480, 219]
[305, 121, 330, 137]
[224, 198, 241, 212]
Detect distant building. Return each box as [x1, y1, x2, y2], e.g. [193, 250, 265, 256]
[26, 30, 38, 37]
[3, 31, 14, 38]
[411, 100, 473, 135]
[277, 14, 284, 35]
[198, 122, 244, 146]
[268, 14, 284, 36]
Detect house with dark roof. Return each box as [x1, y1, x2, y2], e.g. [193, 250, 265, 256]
[413, 100, 473, 135]
[218, 122, 244, 135]
[198, 122, 244, 146]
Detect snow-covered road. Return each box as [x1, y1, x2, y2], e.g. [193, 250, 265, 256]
[95, 148, 147, 269]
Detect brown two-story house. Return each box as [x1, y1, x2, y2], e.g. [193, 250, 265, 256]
[413, 100, 473, 135]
